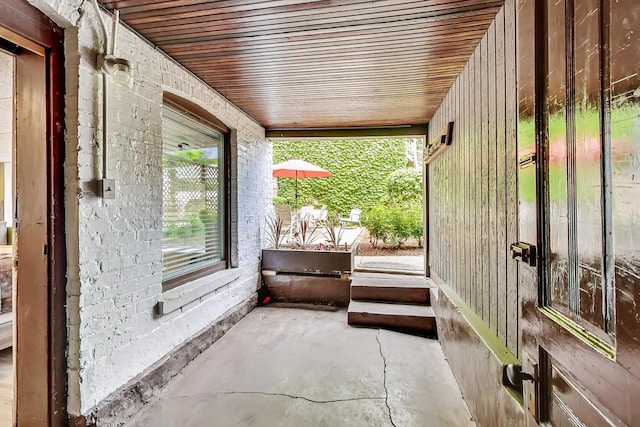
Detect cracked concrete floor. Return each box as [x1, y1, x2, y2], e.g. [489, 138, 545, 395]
[127, 307, 475, 427]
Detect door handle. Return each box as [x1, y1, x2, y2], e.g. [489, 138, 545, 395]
[510, 242, 536, 267]
[505, 364, 536, 389]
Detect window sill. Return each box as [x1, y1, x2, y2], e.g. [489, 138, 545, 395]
[156, 268, 241, 316]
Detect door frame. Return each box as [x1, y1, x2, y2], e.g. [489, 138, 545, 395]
[0, 0, 66, 425]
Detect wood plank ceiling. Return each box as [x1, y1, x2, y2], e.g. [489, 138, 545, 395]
[100, 0, 502, 130]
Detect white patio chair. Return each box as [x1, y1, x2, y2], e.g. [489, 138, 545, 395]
[339, 208, 362, 228]
[314, 206, 329, 227]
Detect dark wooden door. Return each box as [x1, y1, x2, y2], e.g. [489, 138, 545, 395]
[517, 0, 640, 424]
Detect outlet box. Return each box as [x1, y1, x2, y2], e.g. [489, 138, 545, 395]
[100, 178, 116, 199]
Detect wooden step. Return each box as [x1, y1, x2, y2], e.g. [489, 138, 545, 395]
[347, 301, 436, 335]
[350, 272, 431, 304]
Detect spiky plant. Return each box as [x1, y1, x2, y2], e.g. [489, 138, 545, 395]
[323, 219, 345, 251]
[293, 216, 320, 249]
[265, 214, 288, 249]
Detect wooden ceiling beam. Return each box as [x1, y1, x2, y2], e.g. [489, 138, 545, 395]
[266, 124, 428, 139]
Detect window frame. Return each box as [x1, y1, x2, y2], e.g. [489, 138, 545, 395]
[161, 95, 232, 292]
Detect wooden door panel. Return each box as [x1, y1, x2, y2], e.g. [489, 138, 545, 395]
[610, 0, 640, 379]
[517, 0, 640, 425]
[14, 49, 49, 426]
[549, 360, 623, 427]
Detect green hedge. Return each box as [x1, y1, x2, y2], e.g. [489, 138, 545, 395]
[361, 170, 423, 249]
[272, 139, 408, 215]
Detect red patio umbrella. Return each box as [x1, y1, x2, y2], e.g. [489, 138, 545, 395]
[272, 158, 332, 211]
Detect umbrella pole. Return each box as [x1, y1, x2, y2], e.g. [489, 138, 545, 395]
[295, 171, 298, 212]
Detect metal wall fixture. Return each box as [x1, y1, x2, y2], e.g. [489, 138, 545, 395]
[424, 121, 454, 164]
[90, 0, 133, 198]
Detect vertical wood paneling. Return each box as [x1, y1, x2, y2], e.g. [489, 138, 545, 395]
[504, 0, 519, 357]
[488, 20, 498, 332]
[428, 160, 435, 276]
[445, 89, 452, 284]
[481, 36, 490, 323]
[495, 6, 508, 345]
[469, 51, 477, 314]
[450, 82, 456, 290]
[474, 43, 483, 316]
[426, 2, 518, 353]
[465, 65, 471, 305]
[456, 74, 462, 297]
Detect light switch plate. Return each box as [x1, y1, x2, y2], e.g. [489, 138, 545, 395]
[100, 178, 116, 199]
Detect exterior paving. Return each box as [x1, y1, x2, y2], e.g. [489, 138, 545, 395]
[127, 306, 475, 427]
[355, 256, 425, 273]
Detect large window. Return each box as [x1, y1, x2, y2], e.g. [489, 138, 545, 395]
[162, 103, 228, 290]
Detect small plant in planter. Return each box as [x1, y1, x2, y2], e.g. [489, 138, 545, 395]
[292, 217, 320, 249]
[322, 219, 345, 251]
[261, 215, 361, 306]
[265, 214, 289, 249]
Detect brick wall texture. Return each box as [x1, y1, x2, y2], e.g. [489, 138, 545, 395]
[25, 1, 274, 415]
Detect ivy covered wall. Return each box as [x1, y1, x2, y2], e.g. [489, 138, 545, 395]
[272, 139, 409, 215]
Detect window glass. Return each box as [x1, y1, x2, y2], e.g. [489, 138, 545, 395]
[162, 105, 225, 284]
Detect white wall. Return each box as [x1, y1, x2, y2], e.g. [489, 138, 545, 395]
[0, 52, 12, 226]
[24, 0, 272, 416]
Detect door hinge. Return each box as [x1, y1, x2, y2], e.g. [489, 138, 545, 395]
[510, 242, 537, 267]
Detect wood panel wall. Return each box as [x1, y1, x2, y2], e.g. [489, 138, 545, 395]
[427, 0, 519, 356]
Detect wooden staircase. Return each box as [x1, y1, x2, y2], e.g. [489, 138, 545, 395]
[347, 272, 436, 336]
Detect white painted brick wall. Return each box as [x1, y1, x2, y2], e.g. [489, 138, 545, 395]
[44, 3, 274, 416]
[0, 53, 12, 157]
[0, 52, 13, 224]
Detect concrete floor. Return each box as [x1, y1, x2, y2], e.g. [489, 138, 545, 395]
[128, 307, 474, 427]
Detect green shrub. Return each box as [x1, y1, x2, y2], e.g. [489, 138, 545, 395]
[362, 202, 423, 249]
[273, 195, 288, 205]
[406, 203, 424, 247]
[387, 205, 412, 248]
[387, 168, 422, 204]
[163, 213, 205, 239]
[362, 205, 391, 248]
[362, 170, 424, 249]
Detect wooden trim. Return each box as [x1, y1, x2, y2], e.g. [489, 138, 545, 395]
[0, 2, 67, 424]
[534, 0, 550, 308]
[431, 283, 525, 426]
[599, 0, 614, 335]
[223, 131, 231, 269]
[423, 124, 430, 277]
[162, 260, 227, 292]
[0, 0, 63, 49]
[15, 45, 49, 427]
[163, 92, 230, 133]
[0, 26, 43, 55]
[47, 19, 67, 427]
[266, 124, 428, 139]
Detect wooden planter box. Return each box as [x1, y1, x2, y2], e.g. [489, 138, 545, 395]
[262, 273, 351, 307]
[261, 238, 360, 307]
